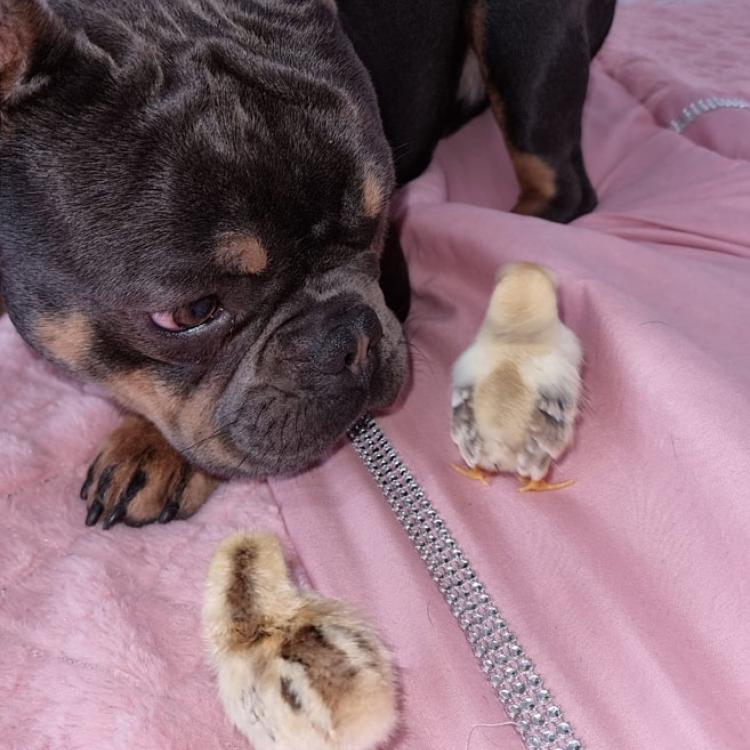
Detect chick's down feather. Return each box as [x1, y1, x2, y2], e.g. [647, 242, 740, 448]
[203, 533, 398, 750]
[451, 262, 582, 482]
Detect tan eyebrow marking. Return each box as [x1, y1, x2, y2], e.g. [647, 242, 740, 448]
[215, 232, 268, 275]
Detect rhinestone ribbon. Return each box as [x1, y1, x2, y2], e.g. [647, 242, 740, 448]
[669, 95, 750, 133]
[348, 415, 583, 750]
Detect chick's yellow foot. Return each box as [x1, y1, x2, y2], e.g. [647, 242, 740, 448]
[517, 476, 575, 493]
[451, 464, 492, 486]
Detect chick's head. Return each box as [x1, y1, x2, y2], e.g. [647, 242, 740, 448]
[481, 262, 559, 340]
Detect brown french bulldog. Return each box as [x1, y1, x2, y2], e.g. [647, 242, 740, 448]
[0, 0, 615, 529]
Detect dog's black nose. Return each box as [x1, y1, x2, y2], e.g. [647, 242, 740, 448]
[316, 305, 382, 376]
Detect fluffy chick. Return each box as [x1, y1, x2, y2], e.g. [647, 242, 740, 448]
[203, 532, 398, 750]
[451, 262, 582, 491]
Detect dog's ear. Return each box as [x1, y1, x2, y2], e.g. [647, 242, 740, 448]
[0, 0, 71, 104]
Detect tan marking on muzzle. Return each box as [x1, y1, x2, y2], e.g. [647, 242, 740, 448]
[107, 371, 181, 430]
[107, 370, 241, 470]
[349, 334, 369, 375]
[362, 170, 385, 218]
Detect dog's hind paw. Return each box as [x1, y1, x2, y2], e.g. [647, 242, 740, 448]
[79, 416, 219, 529]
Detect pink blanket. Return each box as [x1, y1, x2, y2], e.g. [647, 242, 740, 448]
[3, 2, 749, 748]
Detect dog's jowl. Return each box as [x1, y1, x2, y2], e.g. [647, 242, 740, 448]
[0, 0, 615, 527]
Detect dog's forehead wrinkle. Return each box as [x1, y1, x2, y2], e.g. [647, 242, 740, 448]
[52, 0, 328, 49]
[2, 8, 385, 272]
[303, 256, 378, 293]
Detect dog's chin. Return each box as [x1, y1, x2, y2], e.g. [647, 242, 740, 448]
[258, 381, 404, 478]
[208, 405, 360, 480]
[230, 393, 392, 479]
[193, 352, 407, 480]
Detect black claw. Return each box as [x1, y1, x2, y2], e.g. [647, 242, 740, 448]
[80, 457, 100, 500]
[80, 469, 95, 501]
[158, 464, 191, 524]
[85, 500, 104, 527]
[102, 504, 126, 530]
[158, 502, 179, 524]
[94, 465, 115, 503]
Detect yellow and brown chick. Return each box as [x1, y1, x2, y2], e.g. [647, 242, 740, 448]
[451, 262, 582, 491]
[203, 532, 398, 750]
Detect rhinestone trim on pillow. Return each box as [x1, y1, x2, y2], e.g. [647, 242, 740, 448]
[348, 416, 583, 750]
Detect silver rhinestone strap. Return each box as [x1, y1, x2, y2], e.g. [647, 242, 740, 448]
[669, 96, 750, 133]
[348, 416, 583, 750]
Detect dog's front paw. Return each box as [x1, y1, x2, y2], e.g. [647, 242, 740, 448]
[80, 416, 219, 529]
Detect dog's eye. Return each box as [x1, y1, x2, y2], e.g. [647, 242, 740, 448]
[150, 295, 222, 332]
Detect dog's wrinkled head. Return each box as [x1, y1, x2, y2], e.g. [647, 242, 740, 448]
[0, 0, 407, 477]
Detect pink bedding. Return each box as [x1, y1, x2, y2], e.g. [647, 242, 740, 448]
[2, 2, 749, 748]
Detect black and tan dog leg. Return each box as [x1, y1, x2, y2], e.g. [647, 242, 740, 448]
[80, 416, 219, 529]
[203, 533, 398, 750]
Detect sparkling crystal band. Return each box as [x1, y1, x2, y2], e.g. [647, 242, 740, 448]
[348, 415, 583, 750]
[670, 96, 750, 133]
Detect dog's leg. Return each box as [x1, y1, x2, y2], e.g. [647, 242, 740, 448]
[467, 0, 615, 223]
[80, 416, 220, 529]
[379, 223, 411, 323]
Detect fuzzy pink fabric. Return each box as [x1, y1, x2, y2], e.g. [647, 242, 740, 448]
[2, 2, 749, 749]
[599, 0, 750, 160]
[0, 322, 292, 750]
